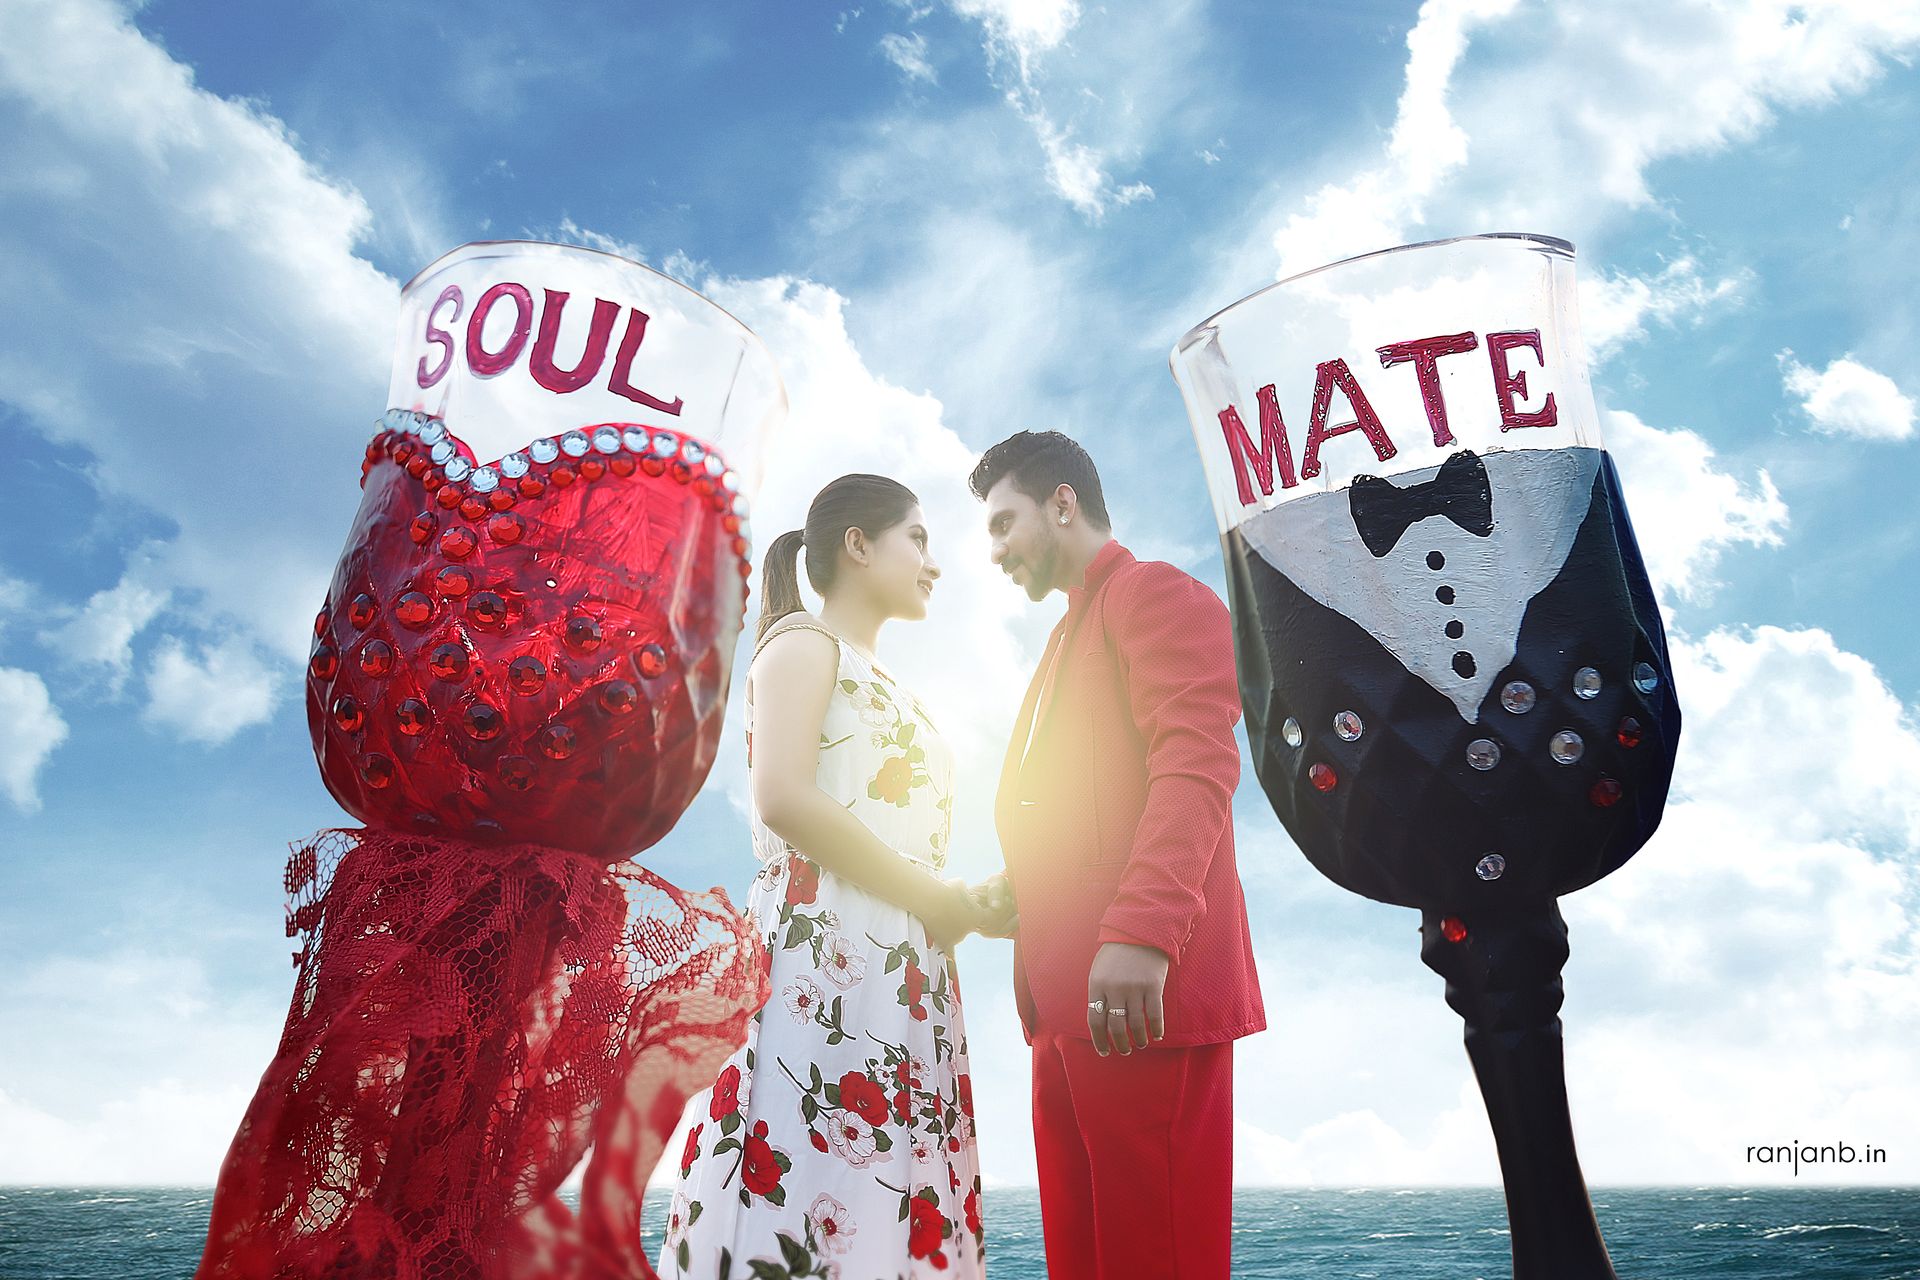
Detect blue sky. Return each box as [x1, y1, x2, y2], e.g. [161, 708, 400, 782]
[2, 0, 1918, 1187]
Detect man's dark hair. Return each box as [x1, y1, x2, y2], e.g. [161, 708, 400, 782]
[967, 430, 1111, 530]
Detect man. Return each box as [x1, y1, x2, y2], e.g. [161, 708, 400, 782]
[968, 430, 1265, 1279]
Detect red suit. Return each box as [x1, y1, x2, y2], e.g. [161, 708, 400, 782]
[995, 537, 1265, 1279]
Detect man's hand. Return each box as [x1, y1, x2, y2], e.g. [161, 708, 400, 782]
[969, 871, 1019, 938]
[1086, 941, 1169, 1056]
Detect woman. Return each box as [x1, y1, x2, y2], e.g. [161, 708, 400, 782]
[660, 474, 990, 1279]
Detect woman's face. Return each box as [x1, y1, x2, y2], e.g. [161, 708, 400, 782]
[857, 504, 941, 620]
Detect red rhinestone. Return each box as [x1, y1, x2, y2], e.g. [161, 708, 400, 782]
[488, 512, 524, 545]
[313, 608, 330, 639]
[423, 472, 445, 492]
[580, 458, 605, 480]
[723, 515, 741, 533]
[359, 753, 396, 789]
[550, 465, 577, 488]
[365, 441, 382, 461]
[468, 591, 507, 627]
[537, 723, 577, 760]
[435, 484, 463, 509]
[410, 512, 438, 545]
[434, 566, 473, 599]
[396, 698, 432, 736]
[670, 461, 691, 484]
[395, 591, 435, 628]
[439, 526, 478, 560]
[497, 754, 535, 791]
[517, 475, 546, 498]
[393, 442, 414, 464]
[462, 701, 503, 740]
[347, 593, 377, 628]
[429, 643, 469, 681]
[358, 639, 394, 677]
[1616, 716, 1644, 748]
[609, 454, 636, 477]
[597, 679, 637, 715]
[488, 487, 515, 511]
[731, 536, 749, 557]
[692, 475, 715, 497]
[564, 615, 603, 652]
[1308, 762, 1337, 792]
[508, 655, 548, 694]
[708, 490, 730, 512]
[1440, 916, 1468, 944]
[308, 646, 338, 680]
[1589, 776, 1624, 807]
[331, 695, 364, 732]
[635, 643, 668, 679]
[640, 455, 666, 477]
[406, 455, 431, 479]
[459, 495, 488, 521]
[737, 559, 752, 578]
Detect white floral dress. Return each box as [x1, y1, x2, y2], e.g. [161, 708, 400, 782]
[658, 618, 985, 1280]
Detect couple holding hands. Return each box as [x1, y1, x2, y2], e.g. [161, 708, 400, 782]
[662, 431, 1265, 1280]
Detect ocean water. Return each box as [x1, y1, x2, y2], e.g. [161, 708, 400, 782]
[1, 1185, 1915, 1278]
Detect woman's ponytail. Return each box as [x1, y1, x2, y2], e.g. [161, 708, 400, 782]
[756, 529, 809, 643]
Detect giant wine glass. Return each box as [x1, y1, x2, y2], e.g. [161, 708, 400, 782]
[1170, 233, 1680, 1279]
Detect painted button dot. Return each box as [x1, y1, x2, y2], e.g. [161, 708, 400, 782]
[1427, 551, 1445, 570]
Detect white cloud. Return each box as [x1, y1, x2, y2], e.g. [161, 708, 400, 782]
[1580, 257, 1753, 365]
[879, 30, 938, 82]
[142, 636, 280, 746]
[37, 564, 169, 696]
[0, 0, 397, 669]
[0, 667, 69, 812]
[1602, 407, 1789, 605]
[1778, 350, 1917, 441]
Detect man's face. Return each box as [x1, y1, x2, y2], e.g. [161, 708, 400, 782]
[983, 475, 1062, 602]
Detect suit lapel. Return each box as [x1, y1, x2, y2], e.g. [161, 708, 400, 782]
[996, 616, 1067, 838]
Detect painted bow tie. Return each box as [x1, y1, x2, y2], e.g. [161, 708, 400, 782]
[1348, 449, 1495, 558]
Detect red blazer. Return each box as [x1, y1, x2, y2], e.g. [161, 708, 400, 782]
[995, 538, 1266, 1046]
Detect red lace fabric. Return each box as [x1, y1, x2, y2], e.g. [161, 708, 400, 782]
[196, 828, 769, 1280]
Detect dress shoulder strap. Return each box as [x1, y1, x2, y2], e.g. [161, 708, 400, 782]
[751, 619, 843, 669]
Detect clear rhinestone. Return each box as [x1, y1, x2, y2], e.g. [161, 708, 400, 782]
[1633, 662, 1659, 694]
[592, 426, 621, 454]
[721, 470, 740, 492]
[380, 410, 401, 432]
[529, 438, 560, 464]
[1466, 738, 1501, 770]
[732, 494, 750, 516]
[469, 466, 499, 493]
[443, 456, 472, 482]
[418, 419, 446, 445]
[560, 430, 590, 457]
[1549, 729, 1585, 764]
[645, 432, 673, 457]
[704, 453, 724, 476]
[1333, 710, 1363, 741]
[680, 439, 705, 465]
[1475, 853, 1506, 881]
[622, 426, 650, 453]
[498, 452, 529, 479]
[1282, 717, 1303, 749]
[1499, 681, 1537, 714]
[430, 441, 455, 464]
[1573, 667, 1603, 699]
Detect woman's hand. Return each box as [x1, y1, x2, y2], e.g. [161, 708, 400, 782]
[921, 877, 986, 951]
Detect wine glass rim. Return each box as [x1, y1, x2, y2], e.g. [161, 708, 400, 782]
[1174, 231, 1575, 357]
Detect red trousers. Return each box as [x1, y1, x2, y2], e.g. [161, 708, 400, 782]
[1030, 1029, 1234, 1279]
